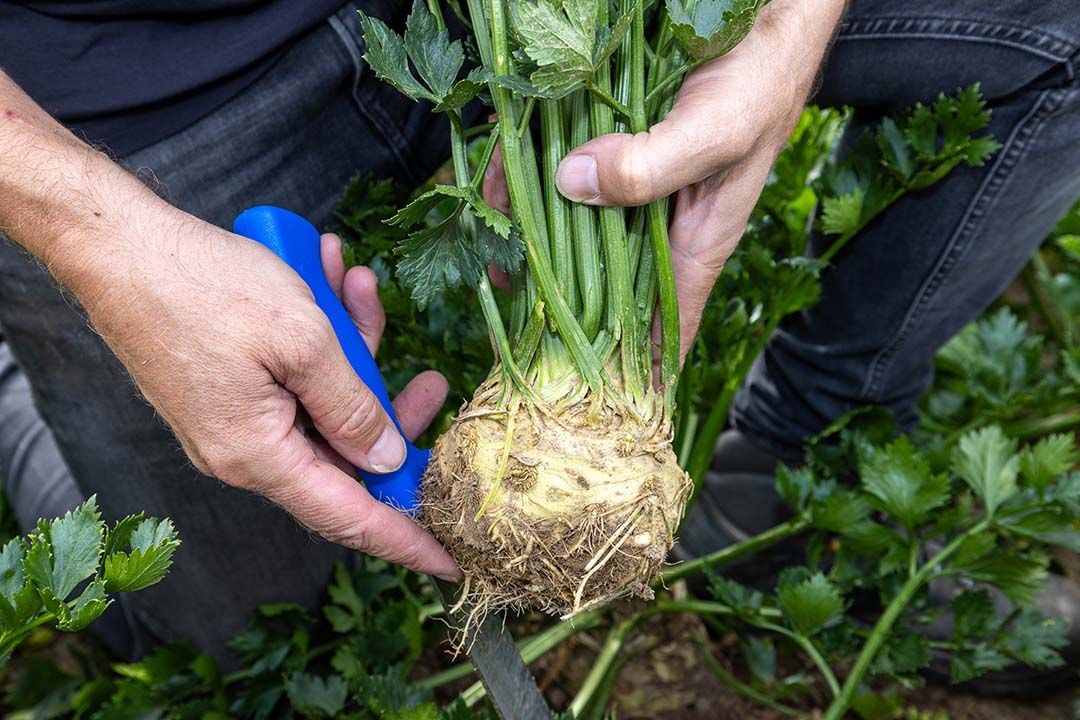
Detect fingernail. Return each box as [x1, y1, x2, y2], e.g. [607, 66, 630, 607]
[556, 154, 600, 202]
[435, 572, 462, 583]
[369, 426, 406, 473]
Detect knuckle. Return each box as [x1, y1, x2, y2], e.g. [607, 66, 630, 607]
[389, 535, 428, 570]
[613, 141, 655, 205]
[269, 311, 331, 378]
[327, 499, 377, 550]
[331, 390, 384, 446]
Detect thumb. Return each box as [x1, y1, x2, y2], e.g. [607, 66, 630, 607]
[273, 319, 406, 475]
[555, 101, 740, 207]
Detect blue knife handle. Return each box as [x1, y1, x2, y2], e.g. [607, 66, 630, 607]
[233, 206, 428, 514]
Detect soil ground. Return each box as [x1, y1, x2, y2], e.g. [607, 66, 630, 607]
[526, 608, 1078, 719]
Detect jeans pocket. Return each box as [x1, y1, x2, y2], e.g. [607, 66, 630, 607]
[327, 1, 448, 187]
[824, 1, 1079, 109]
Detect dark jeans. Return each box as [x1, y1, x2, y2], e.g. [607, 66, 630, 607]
[0, 0, 1078, 659]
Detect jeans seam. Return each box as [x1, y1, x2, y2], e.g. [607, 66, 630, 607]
[326, 12, 422, 187]
[839, 17, 1077, 63]
[857, 87, 1068, 401]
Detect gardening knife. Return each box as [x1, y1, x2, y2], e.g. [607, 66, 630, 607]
[233, 206, 551, 720]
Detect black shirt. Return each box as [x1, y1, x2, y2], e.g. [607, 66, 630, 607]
[0, 1, 349, 155]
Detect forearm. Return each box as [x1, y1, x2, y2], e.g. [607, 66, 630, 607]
[0, 71, 174, 298]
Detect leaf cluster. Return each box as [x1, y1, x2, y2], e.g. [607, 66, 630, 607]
[3, 558, 487, 720]
[778, 420, 1076, 691]
[819, 85, 1001, 242]
[0, 496, 179, 663]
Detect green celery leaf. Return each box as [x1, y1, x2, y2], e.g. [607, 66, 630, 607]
[809, 488, 872, 534]
[820, 188, 864, 236]
[951, 644, 1010, 683]
[388, 185, 473, 227]
[775, 465, 814, 512]
[595, 11, 634, 67]
[489, 73, 559, 98]
[666, 0, 765, 62]
[358, 13, 432, 101]
[877, 117, 914, 180]
[1019, 434, 1078, 494]
[102, 513, 144, 559]
[55, 577, 110, 632]
[951, 589, 997, 642]
[742, 636, 776, 684]
[0, 539, 42, 631]
[24, 497, 104, 602]
[440, 699, 482, 720]
[511, 0, 594, 95]
[708, 574, 764, 615]
[397, 213, 482, 308]
[394, 186, 522, 308]
[331, 645, 368, 684]
[0, 538, 25, 602]
[950, 545, 1048, 606]
[998, 607, 1067, 669]
[433, 67, 491, 112]
[872, 631, 930, 679]
[859, 436, 950, 531]
[777, 572, 844, 637]
[952, 426, 1019, 516]
[389, 184, 514, 240]
[476, 222, 524, 274]
[510, 0, 619, 97]
[999, 507, 1080, 552]
[841, 521, 898, 555]
[285, 672, 348, 717]
[877, 543, 910, 578]
[103, 518, 180, 593]
[404, 0, 464, 100]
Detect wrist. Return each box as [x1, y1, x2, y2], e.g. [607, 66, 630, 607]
[759, 0, 847, 88]
[738, 0, 847, 149]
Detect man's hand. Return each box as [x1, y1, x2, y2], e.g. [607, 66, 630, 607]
[0, 72, 460, 581]
[94, 219, 459, 580]
[489, 0, 847, 359]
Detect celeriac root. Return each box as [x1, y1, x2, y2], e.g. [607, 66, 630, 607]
[420, 390, 691, 634]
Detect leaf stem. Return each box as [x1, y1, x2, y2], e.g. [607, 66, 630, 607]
[450, 111, 536, 398]
[822, 517, 992, 720]
[661, 515, 811, 584]
[568, 599, 751, 717]
[754, 620, 840, 698]
[694, 638, 801, 716]
[569, 90, 604, 340]
[468, 123, 501, 191]
[486, 0, 607, 395]
[540, 99, 579, 315]
[586, 83, 634, 121]
[644, 60, 696, 106]
[1025, 253, 1074, 349]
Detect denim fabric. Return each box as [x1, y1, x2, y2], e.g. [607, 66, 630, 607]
[0, 3, 449, 662]
[731, 0, 1080, 462]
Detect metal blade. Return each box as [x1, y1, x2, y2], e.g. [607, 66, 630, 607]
[434, 579, 551, 720]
